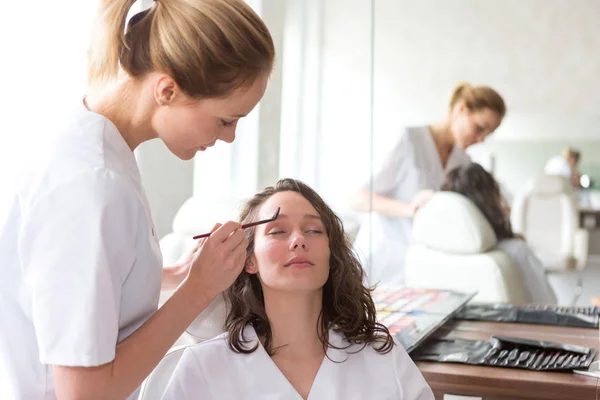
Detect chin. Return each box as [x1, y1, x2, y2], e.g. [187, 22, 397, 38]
[175, 149, 197, 161]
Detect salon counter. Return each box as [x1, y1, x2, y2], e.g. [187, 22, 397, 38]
[416, 320, 599, 400]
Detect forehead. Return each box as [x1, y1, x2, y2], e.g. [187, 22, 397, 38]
[258, 191, 318, 219]
[473, 108, 502, 124]
[206, 75, 269, 115]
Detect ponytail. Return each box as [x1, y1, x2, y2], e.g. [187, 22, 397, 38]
[87, 0, 136, 87]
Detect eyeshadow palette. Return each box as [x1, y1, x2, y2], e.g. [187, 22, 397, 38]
[373, 287, 476, 353]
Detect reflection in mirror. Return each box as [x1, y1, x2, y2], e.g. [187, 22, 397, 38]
[353, 0, 600, 307]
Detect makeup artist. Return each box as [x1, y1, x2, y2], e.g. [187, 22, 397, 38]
[0, 1, 274, 399]
[352, 82, 506, 286]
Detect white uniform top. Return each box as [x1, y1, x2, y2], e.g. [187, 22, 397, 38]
[544, 155, 571, 178]
[0, 102, 163, 400]
[161, 325, 434, 400]
[495, 238, 557, 305]
[353, 126, 471, 285]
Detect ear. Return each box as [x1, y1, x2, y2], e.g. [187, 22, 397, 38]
[245, 255, 259, 274]
[154, 74, 179, 106]
[451, 99, 468, 117]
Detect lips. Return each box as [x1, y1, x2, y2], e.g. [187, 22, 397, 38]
[284, 256, 314, 267]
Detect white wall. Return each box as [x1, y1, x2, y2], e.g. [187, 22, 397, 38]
[372, 0, 600, 131]
[279, 0, 373, 212]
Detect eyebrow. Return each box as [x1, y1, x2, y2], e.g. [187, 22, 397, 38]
[266, 213, 322, 221]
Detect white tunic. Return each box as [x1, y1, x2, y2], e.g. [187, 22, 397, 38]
[0, 102, 163, 399]
[354, 126, 471, 285]
[161, 325, 434, 400]
[495, 238, 558, 305]
[544, 155, 572, 178]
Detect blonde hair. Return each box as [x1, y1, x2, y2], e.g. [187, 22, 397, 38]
[449, 82, 506, 118]
[562, 146, 581, 162]
[87, 0, 275, 97]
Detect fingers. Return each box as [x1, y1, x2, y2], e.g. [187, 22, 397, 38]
[231, 232, 249, 255]
[209, 221, 241, 243]
[224, 229, 247, 251]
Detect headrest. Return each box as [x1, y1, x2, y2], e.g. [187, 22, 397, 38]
[413, 192, 497, 254]
[527, 174, 572, 196]
[173, 196, 245, 236]
[186, 293, 228, 340]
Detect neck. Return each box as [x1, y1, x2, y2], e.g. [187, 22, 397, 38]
[428, 119, 455, 148]
[263, 289, 324, 357]
[84, 75, 156, 151]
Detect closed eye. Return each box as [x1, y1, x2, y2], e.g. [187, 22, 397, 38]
[221, 119, 235, 127]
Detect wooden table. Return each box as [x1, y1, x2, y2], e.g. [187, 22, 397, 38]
[416, 320, 599, 400]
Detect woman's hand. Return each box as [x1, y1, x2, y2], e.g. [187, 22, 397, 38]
[183, 221, 249, 305]
[409, 189, 435, 216]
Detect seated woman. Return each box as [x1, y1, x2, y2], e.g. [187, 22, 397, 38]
[162, 178, 434, 399]
[441, 163, 557, 305]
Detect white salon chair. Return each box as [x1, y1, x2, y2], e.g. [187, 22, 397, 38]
[511, 174, 589, 305]
[405, 192, 529, 303]
[137, 345, 188, 400]
[510, 174, 589, 272]
[159, 195, 241, 347]
[137, 296, 228, 400]
[139, 195, 237, 400]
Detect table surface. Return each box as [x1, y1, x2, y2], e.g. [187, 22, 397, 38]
[416, 320, 599, 400]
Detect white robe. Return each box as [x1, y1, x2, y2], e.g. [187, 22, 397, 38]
[495, 238, 558, 305]
[353, 126, 471, 285]
[0, 102, 162, 400]
[161, 325, 434, 400]
[544, 155, 572, 178]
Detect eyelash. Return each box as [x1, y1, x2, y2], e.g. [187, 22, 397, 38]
[268, 229, 323, 236]
[221, 119, 235, 127]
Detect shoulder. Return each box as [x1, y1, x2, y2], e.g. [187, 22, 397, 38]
[495, 238, 531, 258]
[20, 166, 141, 217]
[376, 126, 418, 158]
[401, 126, 428, 145]
[183, 332, 232, 359]
[20, 113, 139, 210]
[328, 329, 397, 364]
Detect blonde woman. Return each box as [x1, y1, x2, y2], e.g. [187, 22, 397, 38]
[0, 1, 274, 399]
[544, 146, 582, 187]
[352, 83, 506, 285]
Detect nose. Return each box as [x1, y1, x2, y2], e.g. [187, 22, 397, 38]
[289, 234, 307, 251]
[220, 126, 237, 144]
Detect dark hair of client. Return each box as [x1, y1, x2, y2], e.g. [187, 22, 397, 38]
[441, 162, 518, 241]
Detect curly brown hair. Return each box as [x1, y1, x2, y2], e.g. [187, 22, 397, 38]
[224, 178, 394, 356]
[441, 163, 518, 241]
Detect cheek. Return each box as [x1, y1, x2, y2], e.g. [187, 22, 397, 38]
[315, 239, 331, 263]
[253, 240, 286, 272]
[170, 109, 220, 145]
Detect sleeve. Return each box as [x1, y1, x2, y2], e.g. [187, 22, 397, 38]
[19, 169, 141, 366]
[161, 348, 212, 400]
[392, 343, 435, 400]
[361, 130, 411, 196]
[513, 241, 558, 305]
